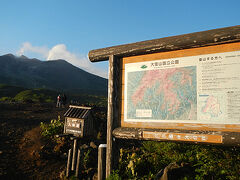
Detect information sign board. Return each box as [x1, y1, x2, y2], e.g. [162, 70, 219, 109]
[120, 42, 240, 135]
[88, 25, 240, 177]
[124, 50, 240, 125]
[65, 118, 82, 135]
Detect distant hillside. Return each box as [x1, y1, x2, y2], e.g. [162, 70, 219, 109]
[0, 84, 26, 97]
[0, 84, 107, 106]
[0, 54, 107, 95]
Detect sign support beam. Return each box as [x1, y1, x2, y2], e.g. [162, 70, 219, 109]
[106, 55, 120, 178]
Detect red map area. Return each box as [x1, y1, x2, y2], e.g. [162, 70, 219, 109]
[131, 68, 193, 114]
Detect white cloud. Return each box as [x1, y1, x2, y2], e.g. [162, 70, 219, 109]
[47, 44, 89, 69]
[17, 42, 108, 78]
[47, 44, 108, 78]
[17, 42, 49, 58]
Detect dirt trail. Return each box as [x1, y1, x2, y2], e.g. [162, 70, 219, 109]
[0, 103, 66, 179]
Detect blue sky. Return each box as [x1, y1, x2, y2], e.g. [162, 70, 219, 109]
[0, 0, 239, 78]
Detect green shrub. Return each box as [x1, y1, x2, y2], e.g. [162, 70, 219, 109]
[0, 96, 13, 102]
[117, 148, 154, 179]
[82, 149, 92, 169]
[45, 98, 54, 103]
[114, 141, 240, 180]
[14, 89, 54, 103]
[40, 116, 64, 139]
[107, 170, 122, 180]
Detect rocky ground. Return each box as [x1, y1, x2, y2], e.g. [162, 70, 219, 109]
[0, 102, 72, 179]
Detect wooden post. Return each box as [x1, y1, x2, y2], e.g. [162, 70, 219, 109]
[66, 149, 72, 177]
[75, 149, 81, 178]
[98, 144, 107, 180]
[106, 55, 120, 178]
[72, 139, 78, 170]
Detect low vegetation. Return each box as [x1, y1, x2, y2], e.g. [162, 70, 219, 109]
[14, 89, 55, 103]
[0, 84, 25, 97]
[0, 84, 56, 103]
[40, 116, 64, 139]
[2, 84, 240, 179]
[108, 141, 240, 180]
[40, 106, 240, 180]
[0, 84, 107, 106]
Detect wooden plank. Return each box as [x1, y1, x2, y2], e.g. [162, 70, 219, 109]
[75, 149, 81, 178]
[69, 105, 92, 109]
[89, 25, 240, 62]
[66, 149, 72, 177]
[106, 55, 121, 178]
[120, 42, 240, 132]
[120, 120, 240, 132]
[98, 144, 107, 180]
[112, 127, 240, 146]
[142, 131, 223, 144]
[71, 139, 78, 170]
[122, 41, 240, 64]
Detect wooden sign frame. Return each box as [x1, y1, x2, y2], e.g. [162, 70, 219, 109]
[118, 42, 240, 139]
[88, 25, 240, 177]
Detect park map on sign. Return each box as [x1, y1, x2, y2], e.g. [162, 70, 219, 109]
[126, 66, 197, 121]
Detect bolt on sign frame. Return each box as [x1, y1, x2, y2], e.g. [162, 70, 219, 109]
[88, 25, 240, 177]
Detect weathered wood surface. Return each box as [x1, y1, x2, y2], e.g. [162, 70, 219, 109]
[66, 149, 72, 177]
[71, 139, 78, 170]
[75, 149, 81, 177]
[106, 55, 121, 178]
[98, 144, 107, 180]
[89, 25, 240, 62]
[112, 127, 240, 146]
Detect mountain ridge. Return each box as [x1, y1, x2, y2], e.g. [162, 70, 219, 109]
[0, 54, 107, 95]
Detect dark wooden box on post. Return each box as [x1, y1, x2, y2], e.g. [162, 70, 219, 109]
[63, 105, 94, 137]
[88, 25, 240, 178]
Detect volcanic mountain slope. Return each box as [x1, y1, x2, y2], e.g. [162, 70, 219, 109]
[0, 54, 107, 95]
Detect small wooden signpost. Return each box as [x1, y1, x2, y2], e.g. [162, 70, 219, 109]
[64, 105, 94, 137]
[88, 25, 240, 178]
[58, 105, 94, 178]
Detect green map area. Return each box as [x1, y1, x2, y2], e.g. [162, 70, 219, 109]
[126, 66, 197, 120]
